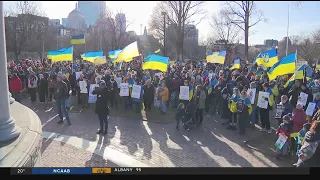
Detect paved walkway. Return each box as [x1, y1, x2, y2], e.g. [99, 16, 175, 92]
[21, 99, 287, 167]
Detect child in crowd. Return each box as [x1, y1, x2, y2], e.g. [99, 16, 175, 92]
[297, 123, 312, 155]
[275, 114, 292, 159]
[175, 103, 185, 130]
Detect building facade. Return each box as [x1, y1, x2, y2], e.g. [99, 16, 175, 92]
[66, 3, 87, 30]
[49, 19, 60, 27]
[264, 39, 279, 47]
[78, 1, 106, 26]
[61, 18, 68, 26]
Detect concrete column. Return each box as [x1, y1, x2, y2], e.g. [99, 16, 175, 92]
[0, 1, 21, 142]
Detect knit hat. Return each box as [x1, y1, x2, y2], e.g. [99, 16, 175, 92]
[283, 114, 291, 121]
[99, 80, 106, 88]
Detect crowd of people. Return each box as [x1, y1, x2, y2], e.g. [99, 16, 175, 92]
[6, 58, 320, 167]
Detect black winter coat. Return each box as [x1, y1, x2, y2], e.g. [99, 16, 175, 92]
[92, 87, 110, 115]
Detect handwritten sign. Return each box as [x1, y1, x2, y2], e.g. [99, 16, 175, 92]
[247, 88, 256, 104]
[179, 86, 189, 100]
[306, 102, 316, 116]
[131, 84, 142, 99]
[155, 72, 163, 77]
[275, 134, 287, 150]
[297, 92, 308, 106]
[116, 77, 122, 88]
[257, 91, 269, 109]
[88, 84, 99, 103]
[79, 81, 88, 93]
[120, 83, 129, 97]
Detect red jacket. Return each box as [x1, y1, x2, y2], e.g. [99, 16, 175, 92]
[291, 108, 307, 133]
[9, 76, 23, 93]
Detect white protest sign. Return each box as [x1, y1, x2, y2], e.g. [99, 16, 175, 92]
[257, 91, 269, 109]
[306, 102, 316, 116]
[116, 77, 122, 88]
[131, 84, 142, 99]
[275, 134, 287, 150]
[88, 84, 99, 103]
[275, 104, 284, 119]
[247, 88, 256, 104]
[75, 71, 82, 80]
[297, 92, 308, 106]
[79, 81, 88, 93]
[120, 83, 129, 97]
[179, 86, 189, 100]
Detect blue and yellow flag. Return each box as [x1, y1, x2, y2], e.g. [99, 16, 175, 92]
[93, 56, 107, 65]
[47, 47, 73, 62]
[108, 50, 121, 62]
[82, 51, 103, 63]
[267, 52, 296, 80]
[206, 51, 226, 64]
[114, 41, 140, 63]
[117, 62, 123, 70]
[142, 54, 169, 72]
[255, 49, 278, 67]
[154, 49, 160, 54]
[71, 34, 85, 45]
[230, 59, 240, 70]
[284, 64, 313, 88]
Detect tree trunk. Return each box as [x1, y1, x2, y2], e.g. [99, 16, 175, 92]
[244, 10, 249, 61]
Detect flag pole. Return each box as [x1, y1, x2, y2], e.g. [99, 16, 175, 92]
[286, 4, 290, 56]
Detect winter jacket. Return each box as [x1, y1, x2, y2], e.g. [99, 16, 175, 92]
[9, 76, 23, 93]
[291, 108, 307, 133]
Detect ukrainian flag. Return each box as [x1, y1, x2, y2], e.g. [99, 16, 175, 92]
[114, 41, 140, 63]
[230, 59, 240, 70]
[47, 47, 73, 62]
[284, 64, 313, 88]
[82, 51, 103, 63]
[93, 56, 107, 65]
[117, 62, 123, 70]
[255, 49, 278, 67]
[108, 50, 121, 62]
[71, 34, 85, 45]
[189, 86, 194, 101]
[206, 51, 226, 64]
[142, 54, 169, 72]
[267, 52, 296, 80]
[154, 49, 160, 54]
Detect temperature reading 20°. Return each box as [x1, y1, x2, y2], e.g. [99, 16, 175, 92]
[135, 168, 141, 172]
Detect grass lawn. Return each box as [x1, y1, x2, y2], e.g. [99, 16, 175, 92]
[68, 96, 176, 124]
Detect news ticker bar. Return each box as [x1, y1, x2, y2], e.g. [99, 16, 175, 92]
[0, 167, 310, 175]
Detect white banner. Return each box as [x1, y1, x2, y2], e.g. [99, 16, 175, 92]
[120, 83, 129, 97]
[306, 102, 316, 116]
[131, 84, 142, 99]
[179, 86, 189, 100]
[75, 71, 82, 80]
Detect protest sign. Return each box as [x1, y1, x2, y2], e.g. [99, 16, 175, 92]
[257, 91, 269, 109]
[306, 102, 316, 116]
[131, 84, 142, 99]
[75, 71, 82, 80]
[179, 86, 189, 100]
[275, 104, 284, 119]
[120, 83, 129, 97]
[297, 92, 308, 106]
[247, 88, 256, 104]
[116, 77, 122, 88]
[79, 81, 88, 93]
[88, 84, 99, 103]
[275, 134, 287, 150]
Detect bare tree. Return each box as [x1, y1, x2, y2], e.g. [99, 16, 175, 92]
[95, 8, 133, 53]
[223, 1, 266, 61]
[148, 3, 166, 48]
[210, 9, 242, 63]
[5, 1, 47, 60]
[158, 1, 205, 60]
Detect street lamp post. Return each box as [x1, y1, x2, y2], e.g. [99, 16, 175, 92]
[0, 1, 21, 142]
[161, 12, 166, 56]
[286, 4, 290, 56]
